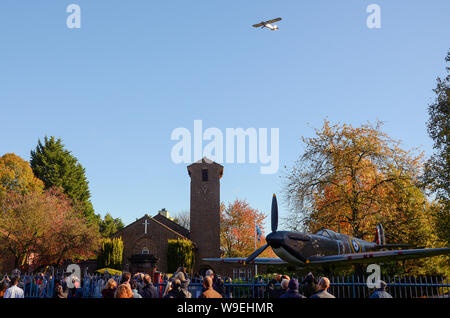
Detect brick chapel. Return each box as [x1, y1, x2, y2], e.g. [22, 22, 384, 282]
[115, 157, 246, 276]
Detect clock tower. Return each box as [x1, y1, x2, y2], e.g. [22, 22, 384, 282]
[188, 157, 223, 264]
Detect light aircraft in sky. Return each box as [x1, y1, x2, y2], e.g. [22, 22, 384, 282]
[204, 194, 450, 266]
[252, 18, 282, 31]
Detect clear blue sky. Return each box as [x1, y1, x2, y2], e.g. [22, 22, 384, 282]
[1, 1, 449, 234]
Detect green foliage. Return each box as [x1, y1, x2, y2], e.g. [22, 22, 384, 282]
[98, 213, 124, 238]
[424, 50, 450, 244]
[167, 239, 195, 274]
[97, 237, 123, 270]
[30, 136, 96, 224]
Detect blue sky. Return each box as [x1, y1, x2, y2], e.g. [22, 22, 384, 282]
[0, 1, 449, 234]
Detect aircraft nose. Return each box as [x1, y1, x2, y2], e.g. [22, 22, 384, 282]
[266, 231, 285, 248]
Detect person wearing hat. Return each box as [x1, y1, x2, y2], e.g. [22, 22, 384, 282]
[280, 278, 306, 298]
[369, 280, 393, 298]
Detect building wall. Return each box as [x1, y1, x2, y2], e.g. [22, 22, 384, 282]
[188, 159, 223, 272]
[114, 215, 187, 273]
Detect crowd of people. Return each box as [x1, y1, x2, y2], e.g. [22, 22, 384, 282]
[0, 268, 392, 299]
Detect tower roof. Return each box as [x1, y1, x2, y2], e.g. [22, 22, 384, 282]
[187, 157, 223, 178]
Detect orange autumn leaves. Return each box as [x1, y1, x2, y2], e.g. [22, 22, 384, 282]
[220, 199, 276, 258]
[285, 120, 429, 244]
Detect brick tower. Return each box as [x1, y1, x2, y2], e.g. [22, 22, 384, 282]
[188, 157, 223, 266]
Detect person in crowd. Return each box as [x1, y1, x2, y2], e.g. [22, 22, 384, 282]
[163, 278, 191, 298]
[120, 272, 131, 287]
[115, 283, 134, 298]
[130, 280, 142, 298]
[369, 281, 393, 298]
[140, 274, 158, 298]
[173, 271, 191, 294]
[205, 269, 225, 297]
[101, 278, 118, 298]
[267, 275, 282, 298]
[300, 272, 319, 298]
[200, 276, 223, 298]
[0, 282, 7, 298]
[279, 278, 289, 296]
[54, 284, 67, 298]
[3, 277, 24, 298]
[280, 278, 306, 299]
[67, 277, 83, 298]
[310, 277, 335, 298]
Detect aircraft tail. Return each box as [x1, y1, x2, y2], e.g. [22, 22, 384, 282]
[375, 223, 385, 245]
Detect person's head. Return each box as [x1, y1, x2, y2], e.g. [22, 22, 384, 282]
[130, 280, 139, 291]
[115, 284, 133, 298]
[275, 274, 282, 282]
[288, 278, 299, 291]
[10, 277, 19, 286]
[143, 274, 152, 285]
[280, 279, 289, 290]
[203, 276, 213, 289]
[105, 278, 118, 290]
[121, 272, 131, 284]
[56, 285, 64, 294]
[174, 271, 185, 282]
[304, 272, 315, 284]
[377, 280, 387, 290]
[205, 269, 214, 278]
[281, 274, 290, 281]
[318, 277, 330, 291]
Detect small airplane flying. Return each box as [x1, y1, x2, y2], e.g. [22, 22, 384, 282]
[252, 18, 282, 31]
[204, 194, 450, 266]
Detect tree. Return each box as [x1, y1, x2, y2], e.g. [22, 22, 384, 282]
[0, 153, 44, 197]
[30, 136, 96, 224]
[0, 187, 100, 270]
[283, 120, 427, 242]
[173, 210, 190, 230]
[220, 198, 275, 258]
[97, 237, 124, 270]
[424, 50, 450, 244]
[98, 213, 124, 238]
[167, 239, 195, 274]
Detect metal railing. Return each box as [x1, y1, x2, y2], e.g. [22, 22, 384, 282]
[2, 274, 449, 298]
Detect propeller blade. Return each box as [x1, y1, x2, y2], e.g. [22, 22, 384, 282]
[271, 194, 278, 233]
[245, 244, 269, 264]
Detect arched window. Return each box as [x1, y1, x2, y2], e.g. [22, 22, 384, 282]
[142, 247, 149, 255]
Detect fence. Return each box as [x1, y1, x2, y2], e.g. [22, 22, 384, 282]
[3, 274, 449, 298]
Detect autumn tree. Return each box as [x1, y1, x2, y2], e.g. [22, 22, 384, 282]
[423, 50, 450, 244]
[0, 153, 44, 198]
[0, 187, 100, 270]
[283, 120, 428, 243]
[30, 136, 96, 224]
[220, 198, 275, 258]
[97, 237, 124, 270]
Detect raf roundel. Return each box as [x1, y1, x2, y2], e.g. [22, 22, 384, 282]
[350, 238, 361, 253]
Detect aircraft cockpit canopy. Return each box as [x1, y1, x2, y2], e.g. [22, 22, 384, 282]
[315, 229, 337, 239]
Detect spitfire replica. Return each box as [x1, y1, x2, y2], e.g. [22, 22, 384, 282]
[204, 194, 450, 266]
[252, 18, 282, 31]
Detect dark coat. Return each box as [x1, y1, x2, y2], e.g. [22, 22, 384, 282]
[280, 290, 306, 299]
[140, 283, 158, 299]
[101, 288, 116, 298]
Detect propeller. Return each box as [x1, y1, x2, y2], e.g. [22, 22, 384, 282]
[271, 194, 278, 233]
[245, 194, 279, 264]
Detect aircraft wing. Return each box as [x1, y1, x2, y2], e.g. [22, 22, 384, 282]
[203, 257, 287, 265]
[266, 17, 282, 24]
[252, 22, 264, 28]
[306, 247, 450, 265]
